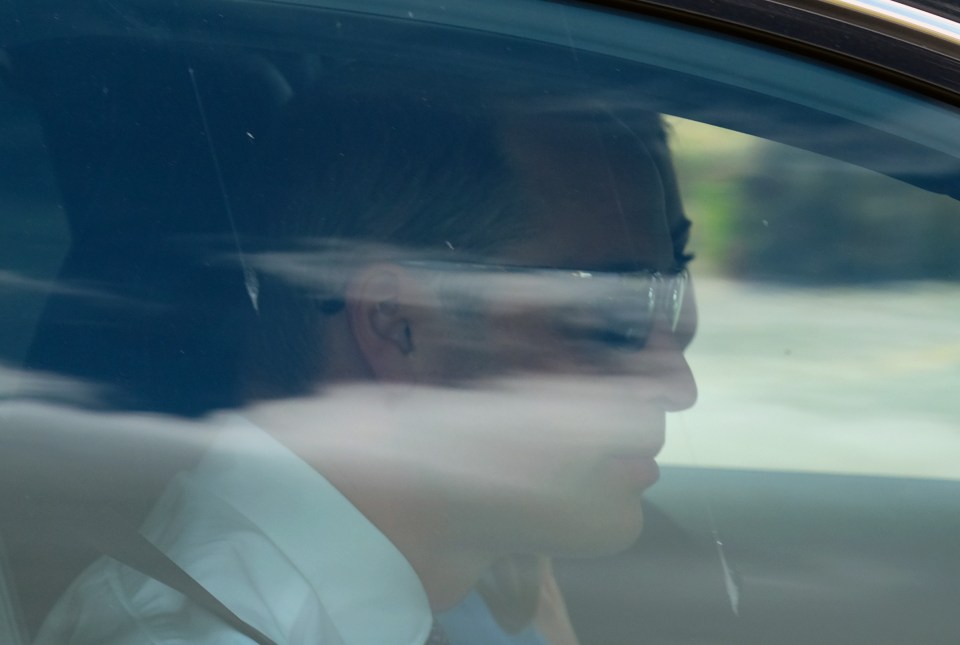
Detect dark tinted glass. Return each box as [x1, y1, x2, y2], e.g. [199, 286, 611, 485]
[1, 2, 958, 644]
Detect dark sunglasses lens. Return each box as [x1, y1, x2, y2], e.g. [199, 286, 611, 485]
[585, 271, 688, 349]
[555, 299, 655, 351]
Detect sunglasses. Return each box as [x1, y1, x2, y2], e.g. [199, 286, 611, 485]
[396, 261, 690, 352]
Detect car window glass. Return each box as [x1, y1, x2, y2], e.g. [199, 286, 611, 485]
[0, 84, 68, 381]
[663, 117, 960, 480]
[0, 2, 958, 644]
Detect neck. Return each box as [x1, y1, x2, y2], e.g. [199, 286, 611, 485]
[337, 480, 498, 610]
[397, 542, 496, 611]
[246, 381, 506, 609]
[291, 441, 493, 610]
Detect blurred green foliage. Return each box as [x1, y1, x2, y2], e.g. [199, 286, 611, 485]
[668, 118, 960, 283]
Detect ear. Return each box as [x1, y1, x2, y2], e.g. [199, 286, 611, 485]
[345, 263, 436, 382]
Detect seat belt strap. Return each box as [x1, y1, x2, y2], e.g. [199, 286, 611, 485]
[85, 512, 279, 645]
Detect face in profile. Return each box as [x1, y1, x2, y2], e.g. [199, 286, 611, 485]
[250, 104, 698, 563]
[380, 113, 699, 556]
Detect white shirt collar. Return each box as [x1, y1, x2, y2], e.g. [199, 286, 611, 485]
[190, 415, 434, 644]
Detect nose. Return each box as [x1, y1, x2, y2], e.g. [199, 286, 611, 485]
[658, 348, 698, 411]
[640, 321, 698, 412]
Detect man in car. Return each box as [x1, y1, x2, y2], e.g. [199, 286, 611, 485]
[35, 83, 697, 645]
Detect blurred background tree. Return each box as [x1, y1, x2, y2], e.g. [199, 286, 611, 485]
[668, 118, 960, 284]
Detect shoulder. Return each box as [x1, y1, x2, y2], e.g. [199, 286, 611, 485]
[35, 552, 345, 645]
[35, 505, 342, 645]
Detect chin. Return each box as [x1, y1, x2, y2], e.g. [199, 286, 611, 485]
[552, 505, 646, 557]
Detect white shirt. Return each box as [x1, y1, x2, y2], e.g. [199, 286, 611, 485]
[35, 417, 434, 645]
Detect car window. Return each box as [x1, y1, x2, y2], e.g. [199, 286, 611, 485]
[1, 2, 958, 644]
[663, 117, 960, 478]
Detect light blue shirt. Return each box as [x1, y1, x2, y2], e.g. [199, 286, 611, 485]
[439, 591, 550, 645]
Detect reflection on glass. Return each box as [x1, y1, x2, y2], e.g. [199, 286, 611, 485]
[11, 68, 696, 645]
[3, 5, 957, 645]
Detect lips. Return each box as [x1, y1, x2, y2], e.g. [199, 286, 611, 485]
[608, 454, 661, 488]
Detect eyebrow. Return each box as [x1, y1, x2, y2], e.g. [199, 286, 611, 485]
[568, 217, 696, 275]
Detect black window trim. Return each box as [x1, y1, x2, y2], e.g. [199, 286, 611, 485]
[574, 0, 960, 105]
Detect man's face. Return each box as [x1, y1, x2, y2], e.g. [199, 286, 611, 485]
[404, 117, 698, 556]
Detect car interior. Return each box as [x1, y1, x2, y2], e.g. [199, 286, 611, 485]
[1, 2, 959, 644]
